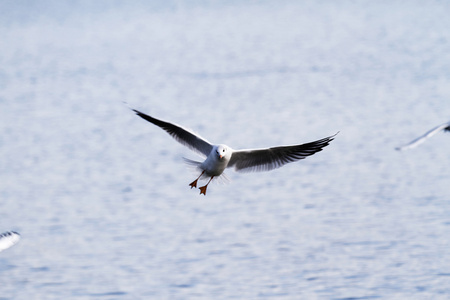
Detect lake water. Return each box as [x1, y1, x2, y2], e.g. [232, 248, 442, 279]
[1, 1, 450, 299]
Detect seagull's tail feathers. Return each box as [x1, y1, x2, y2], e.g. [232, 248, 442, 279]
[182, 158, 230, 184]
[215, 172, 231, 185]
[183, 157, 205, 178]
[182, 157, 202, 168]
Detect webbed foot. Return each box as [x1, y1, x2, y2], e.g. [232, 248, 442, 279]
[189, 179, 198, 189]
[199, 185, 208, 195]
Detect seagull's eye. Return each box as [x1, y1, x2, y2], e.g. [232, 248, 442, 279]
[222, 149, 225, 152]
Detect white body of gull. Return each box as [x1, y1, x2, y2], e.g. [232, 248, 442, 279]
[133, 109, 337, 195]
[396, 121, 450, 151]
[0, 231, 20, 252]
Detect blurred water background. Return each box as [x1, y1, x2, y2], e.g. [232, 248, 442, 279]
[1, 0, 450, 299]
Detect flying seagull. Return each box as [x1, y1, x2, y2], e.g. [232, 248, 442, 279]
[396, 121, 450, 151]
[133, 109, 337, 195]
[0, 231, 20, 252]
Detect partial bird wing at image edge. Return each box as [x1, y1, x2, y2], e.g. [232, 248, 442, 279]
[396, 122, 450, 151]
[0, 231, 21, 252]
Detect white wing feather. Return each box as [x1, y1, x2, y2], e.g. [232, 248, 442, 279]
[396, 122, 450, 151]
[0, 231, 21, 252]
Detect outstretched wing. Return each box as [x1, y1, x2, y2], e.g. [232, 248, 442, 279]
[133, 109, 213, 157]
[0, 231, 21, 252]
[396, 122, 450, 151]
[228, 133, 337, 172]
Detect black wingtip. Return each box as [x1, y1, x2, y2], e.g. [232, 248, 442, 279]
[122, 101, 143, 116]
[325, 131, 339, 144]
[129, 107, 145, 118]
[133, 109, 152, 122]
[0, 231, 20, 238]
[123, 101, 135, 112]
[320, 131, 339, 144]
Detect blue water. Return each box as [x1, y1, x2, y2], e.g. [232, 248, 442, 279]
[1, 1, 450, 299]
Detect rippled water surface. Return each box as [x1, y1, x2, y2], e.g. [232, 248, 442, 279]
[1, 1, 450, 299]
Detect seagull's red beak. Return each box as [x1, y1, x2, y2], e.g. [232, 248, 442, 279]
[219, 155, 223, 159]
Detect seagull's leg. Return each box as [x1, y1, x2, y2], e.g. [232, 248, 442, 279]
[189, 170, 205, 189]
[199, 176, 214, 195]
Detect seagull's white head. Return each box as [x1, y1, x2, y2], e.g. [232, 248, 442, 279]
[216, 144, 231, 161]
